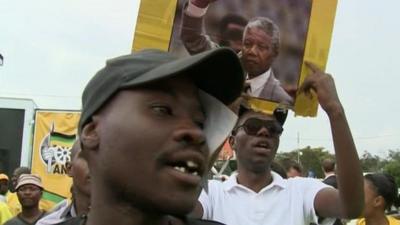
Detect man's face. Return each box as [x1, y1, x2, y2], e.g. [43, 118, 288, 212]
[241, 27, 277, 78]
[231, 111, 281, 173]
[223, 23, 245, 53]
[17, 184, 42, 208]
[68, 150, 90, 197]
[0, 179, 8, 195]
[86, 76, 208, 216]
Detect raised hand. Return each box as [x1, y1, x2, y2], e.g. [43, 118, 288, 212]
[299, 62, 343, 116]
[191, 0, 218, 8]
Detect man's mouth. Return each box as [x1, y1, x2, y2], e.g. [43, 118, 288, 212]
[171, 160, 201, 176]
[255, 141, 270, 149]
[244, 58, 258, 65]
[253, 141, 273, 154]
[162, 151, 206, 186]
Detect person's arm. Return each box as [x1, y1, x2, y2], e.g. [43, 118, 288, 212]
[299, 62, 364, 219]
[180, 0, 219, 55]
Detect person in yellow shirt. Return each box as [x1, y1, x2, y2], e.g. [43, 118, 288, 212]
[348, 173, 400, 225]
[0, 201, 12, 225]
[6, 167, 54, 216]
[0, 174, 9, 203]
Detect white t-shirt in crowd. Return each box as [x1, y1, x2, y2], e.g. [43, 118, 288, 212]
[199, 172, 334, 225]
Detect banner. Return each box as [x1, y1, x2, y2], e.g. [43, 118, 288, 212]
[132, 0, 337, 117]
[31, 110, 80, 202]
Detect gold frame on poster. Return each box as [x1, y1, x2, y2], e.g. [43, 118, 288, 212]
[132, 0, 338, 117]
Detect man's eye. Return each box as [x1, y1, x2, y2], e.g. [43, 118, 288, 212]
[195, 121, 205, 130]
[259, 45, 270, 51]
[151, 105, 172, 115]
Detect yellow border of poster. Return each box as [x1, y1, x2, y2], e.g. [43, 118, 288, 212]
[132, 0, 177, 52]
[131, 0, 337, 117]
[294, 0, 338, 117]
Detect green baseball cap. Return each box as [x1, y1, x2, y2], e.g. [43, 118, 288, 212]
[79, 47, 245, 132]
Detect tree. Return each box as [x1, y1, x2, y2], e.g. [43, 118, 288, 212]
[359, 151, 386, 173]
[383, 149, 400, 185]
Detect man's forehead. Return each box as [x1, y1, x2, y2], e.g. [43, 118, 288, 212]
[129, 76, 204, 112]
[244, 27, 271, 38]
[239, 110, 276, 123]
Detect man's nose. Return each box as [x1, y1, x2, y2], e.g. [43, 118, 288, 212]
[248, 45, 259, 54]
[172, 119, 206, 147]
[257, 126, 271, 137]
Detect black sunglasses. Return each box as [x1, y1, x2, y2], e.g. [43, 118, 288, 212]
[236, 118, 283, 137]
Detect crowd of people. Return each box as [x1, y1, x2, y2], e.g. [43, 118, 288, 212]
[0, 1, 399, 224]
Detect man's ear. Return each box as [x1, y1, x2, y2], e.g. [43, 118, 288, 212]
[374, 195, 385, 208]
[80, 120, 99, 151]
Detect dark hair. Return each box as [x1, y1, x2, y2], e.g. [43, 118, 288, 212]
[322, 158, 335, 173]
[280, 158, 302, 174]
[236, 102, 287, 126]
[365, 173, 400, 210]
[13, 167, 31, 177]
[219, 14, 248, 36]
[290, 162, 302, 174]
[271, 161, 287, 179]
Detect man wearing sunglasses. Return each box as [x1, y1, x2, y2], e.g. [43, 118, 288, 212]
[191, 63, 364, 225]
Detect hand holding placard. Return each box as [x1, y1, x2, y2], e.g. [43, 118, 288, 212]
[299, 62, 343, 117]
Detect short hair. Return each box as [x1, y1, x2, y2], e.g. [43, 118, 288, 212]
[219, 13, 248, 33]
[219, 14, 248, 42]
[271, 161, 287, 179]
[244, 17, 280, 56]
[13, 167, 31, 177]
[289, 162, 302, 174]
[322, 159, 335, 173]
[232, 101, 287, 132]
[365, 173, 400, 210]
[280, 158, 302, 174]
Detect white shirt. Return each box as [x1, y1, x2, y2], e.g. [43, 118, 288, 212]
[36, 199, 76, 225]
[324, 173, 336, 179]
[0, 195, 6, 203]
[199, 172, 334, 225]
[246, 69, 272, 97]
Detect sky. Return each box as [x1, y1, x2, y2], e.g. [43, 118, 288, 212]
[0, 0, 399, 157]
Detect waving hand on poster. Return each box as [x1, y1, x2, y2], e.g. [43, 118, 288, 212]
[191, 0, 217, 8]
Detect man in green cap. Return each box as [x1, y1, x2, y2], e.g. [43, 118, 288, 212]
[56, 47, 245, 225]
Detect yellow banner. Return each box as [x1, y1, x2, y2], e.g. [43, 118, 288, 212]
[132, 0, 177, 52]
[294, 0, 338, 117]
[31, 110, 80, 199]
